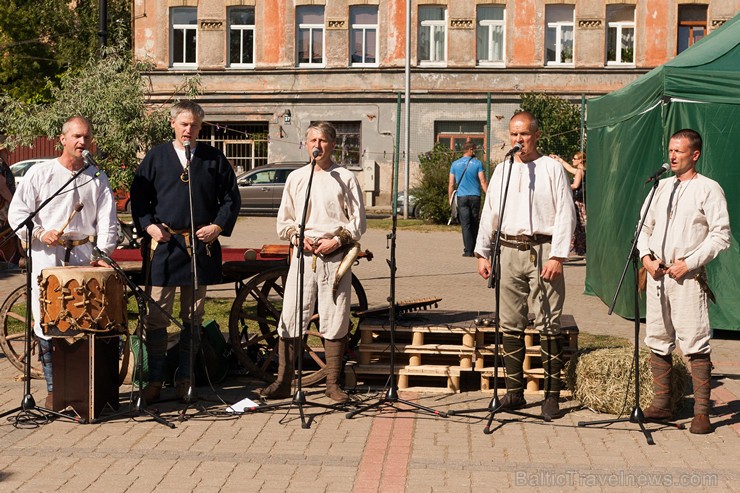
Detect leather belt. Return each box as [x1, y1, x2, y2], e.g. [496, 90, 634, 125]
[59, 236, 91, 265]
[57, 237, 91, 247]
[499, 233, 552, 251]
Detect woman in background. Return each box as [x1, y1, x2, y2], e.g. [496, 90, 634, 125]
[551, 152, 586, 256]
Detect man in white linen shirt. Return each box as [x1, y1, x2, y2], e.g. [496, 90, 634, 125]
[474, 111, 576, 420]
[8, 116, 118, 409]
[259, 121, 366, 403]
[638, 128, 730, 434]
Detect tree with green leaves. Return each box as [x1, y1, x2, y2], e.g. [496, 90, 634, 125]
[412, 144, 457, 224]
[0, 45, 201, 191]
[0, 0, 131, 103]
[518, 92, 582, 159]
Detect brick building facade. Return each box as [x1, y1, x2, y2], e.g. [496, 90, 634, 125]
[132, 0, 738, 204]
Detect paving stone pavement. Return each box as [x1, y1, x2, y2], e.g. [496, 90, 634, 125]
[0, 215, 738, 492]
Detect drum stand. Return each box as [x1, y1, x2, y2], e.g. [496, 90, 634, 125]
[0, 164, 95, 426]
[445, 152, 547, 433]
[577, 178, 683, 445]
[244, 153, 346, 429]
[88, 248, 175, 428]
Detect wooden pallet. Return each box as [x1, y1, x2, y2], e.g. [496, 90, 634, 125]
[353, 310, 578, 394]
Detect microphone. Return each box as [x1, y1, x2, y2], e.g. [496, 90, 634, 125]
[645, 163, 670, 184]
[312, 147, 321, 159]
[92, 244, 114, 265]
[81, 150, 102, 177]
[183, 140, 192, 161]
[505, 143, 523, 157]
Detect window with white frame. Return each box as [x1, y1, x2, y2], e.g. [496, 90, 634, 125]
[350, 5, 378, 66]
[170, 7, 197, 67]
[477, 5, 505, 65]
[418, 6, 446, 65]
[228, 7, 255, 67]
[297, 6, 325, 66]
[606, 5, 635, 65]
[545, 5, 574, 65]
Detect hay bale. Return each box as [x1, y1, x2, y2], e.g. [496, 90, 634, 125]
[564, 346, 689, 415]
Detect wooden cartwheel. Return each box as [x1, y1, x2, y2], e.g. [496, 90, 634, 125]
[227, 265, 368, 386]
[0, 284, 43, 379]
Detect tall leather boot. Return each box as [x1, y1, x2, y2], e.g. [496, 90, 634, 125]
[499, 332, 526, 410]
[540, 334, 563, 420]
[259, 337, 296, 399]
[643, 352, 673, 420]
[142, 327, 168, 403]
[324, 336, 349, 403]
[688, 353, 713, 434]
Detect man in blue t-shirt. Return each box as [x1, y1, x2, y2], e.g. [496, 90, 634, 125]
[449, 142, 488, 256]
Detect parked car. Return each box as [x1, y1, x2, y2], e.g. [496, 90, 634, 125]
[394, 191, 424, 218]
[114, 189, 131, 213]
[237, 162, 306, 215]
[10, 158, 54, 187]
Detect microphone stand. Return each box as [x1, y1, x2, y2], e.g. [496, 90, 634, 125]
[0, 162, 94, 425]
[346, 129, 446, 421]
[88, 247, 175, 428]
[245, 152, 346, 428]
[446, 151, 547, 433]
[178, 143, 205, 421]
[577, 177, 683, 445]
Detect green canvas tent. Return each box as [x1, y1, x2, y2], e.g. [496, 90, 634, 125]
[585, 13, 740, 330]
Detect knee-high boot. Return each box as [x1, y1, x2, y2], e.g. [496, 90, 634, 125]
[540, 334, 563, 420]
[324, 336, 349, 403]
[688, 353, 713, 434]
[643, 352, 673, 420]
[259, 337, 296, 399]
[499, 332, 526, 410]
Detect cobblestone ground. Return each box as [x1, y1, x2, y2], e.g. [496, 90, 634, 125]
[0, 216, 737, 492]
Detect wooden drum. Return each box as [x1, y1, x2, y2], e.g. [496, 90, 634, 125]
[39, 266, 127, 337]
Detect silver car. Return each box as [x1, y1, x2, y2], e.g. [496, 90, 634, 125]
[237, 162, 305, 215]
[10, 158, 54, 187]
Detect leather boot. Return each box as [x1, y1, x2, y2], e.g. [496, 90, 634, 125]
[500, 333, 526, 410]
[324, 336, 349, 403]
[259, 337, 296, 399]
[44, 392, 54, 410]
[141, 382, 163, 403]
[541, 334, 563, 420]
[643, 352, 674, 420]
[689, 353, 713, 434]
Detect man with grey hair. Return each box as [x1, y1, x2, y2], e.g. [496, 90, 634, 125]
[261, 121, 366, 403]
[131, 100, 240, 403]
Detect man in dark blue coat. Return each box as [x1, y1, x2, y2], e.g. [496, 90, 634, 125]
[131, 100, 240, 402]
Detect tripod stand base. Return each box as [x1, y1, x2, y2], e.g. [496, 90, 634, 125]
[345, 386, 448, 419]
[447, 394, 550, 434]
[246, 389, 348, 429]
[0, 392, 87, 425]
[90, 394, 176, 428]
[577, 406, 685, 446]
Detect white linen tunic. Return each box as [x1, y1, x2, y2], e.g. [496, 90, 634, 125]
[475, 155, 576, 260]
[637, 174, 730, 355]
[474, 155, 576, 334]
[8, 159, 118, 339]
[276, 163, 366, 339]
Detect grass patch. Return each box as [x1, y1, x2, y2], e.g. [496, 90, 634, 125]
[577, 332, 630, 350]
[367, 217, 458, 232]
[127, 295, 233, 334]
